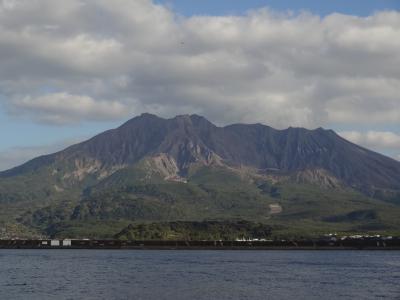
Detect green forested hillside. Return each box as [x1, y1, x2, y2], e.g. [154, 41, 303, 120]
[7, 165, 399, 239]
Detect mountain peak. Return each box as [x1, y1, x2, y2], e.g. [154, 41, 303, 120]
[136, 112, 161, 120]
[174, 114, 191, 119]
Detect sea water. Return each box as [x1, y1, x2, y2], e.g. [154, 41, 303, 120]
[0, 250, 399, 299]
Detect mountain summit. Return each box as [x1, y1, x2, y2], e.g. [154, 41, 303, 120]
[1, 114, 400, 238]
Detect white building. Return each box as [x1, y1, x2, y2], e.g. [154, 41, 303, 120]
[50, 240, 60, 246]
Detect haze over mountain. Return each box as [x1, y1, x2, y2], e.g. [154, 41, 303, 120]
[0, 114, 399, 238]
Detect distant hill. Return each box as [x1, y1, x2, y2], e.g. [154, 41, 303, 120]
[1, 113, 400, 238]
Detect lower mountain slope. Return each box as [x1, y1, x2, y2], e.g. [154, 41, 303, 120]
[16, 163, 400, 239]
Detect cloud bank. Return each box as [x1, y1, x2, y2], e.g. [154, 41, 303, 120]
[0, 0, 399, 129]
[339, 131, 400, 160]
[340, 131, 400, 150]
[11, 92, 129, 124]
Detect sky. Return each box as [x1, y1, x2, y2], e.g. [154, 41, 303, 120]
[0, 0, 400, 170]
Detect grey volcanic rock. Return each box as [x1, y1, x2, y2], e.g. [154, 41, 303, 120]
[1, 113, 400, 196]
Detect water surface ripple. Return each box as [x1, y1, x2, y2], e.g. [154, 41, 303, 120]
[0, 250, 399, 299]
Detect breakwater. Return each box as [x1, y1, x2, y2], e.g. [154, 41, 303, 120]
[1, 238, 400, 250]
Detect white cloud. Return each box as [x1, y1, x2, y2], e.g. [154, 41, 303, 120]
[0, 0, 399, 128]
[339, 131, 400, 150]
[339, 131, 400, 161]
[10, 92, 133, 124]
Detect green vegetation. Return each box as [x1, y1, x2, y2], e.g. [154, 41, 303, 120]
[7, 165, 397, 239]
[70, 166, 273, 223]
[115, 220, 272, 241]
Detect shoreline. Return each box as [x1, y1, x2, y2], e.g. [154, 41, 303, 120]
[1, 239, 400, 250]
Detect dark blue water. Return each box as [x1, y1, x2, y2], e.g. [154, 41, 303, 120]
[0, 250, 399, 300]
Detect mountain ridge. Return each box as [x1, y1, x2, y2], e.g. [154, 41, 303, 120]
[2, 113, 399, 194]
